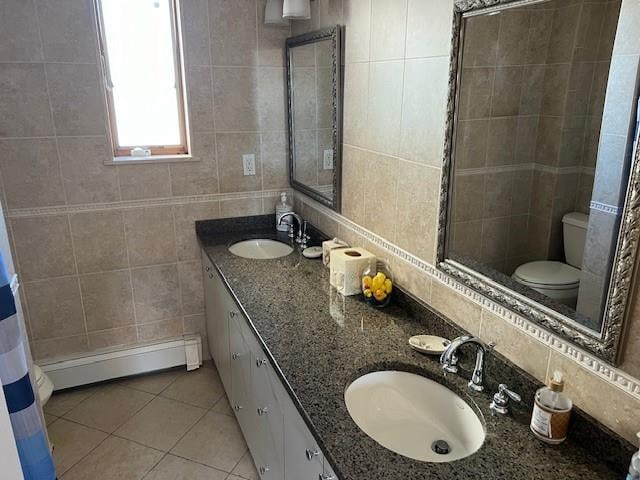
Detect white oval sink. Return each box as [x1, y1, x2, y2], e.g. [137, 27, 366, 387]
[344, 371, 485, 463]
[228, 239, 293, 259]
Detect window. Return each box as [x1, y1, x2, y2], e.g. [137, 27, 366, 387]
[95, 0, 188, 159]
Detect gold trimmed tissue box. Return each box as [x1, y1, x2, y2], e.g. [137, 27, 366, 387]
[329, 247, 377, 296]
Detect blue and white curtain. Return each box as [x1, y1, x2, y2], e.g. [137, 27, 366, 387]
[0, 254, 56, 480]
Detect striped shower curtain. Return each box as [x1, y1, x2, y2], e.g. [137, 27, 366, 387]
[0, 254, 56, 480]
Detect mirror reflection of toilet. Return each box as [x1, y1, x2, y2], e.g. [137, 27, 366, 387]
[512, 213, 589, 308]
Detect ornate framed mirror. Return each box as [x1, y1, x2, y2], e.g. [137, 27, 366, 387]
[286, 26, 343, 212]
[438, 0, 640, 363]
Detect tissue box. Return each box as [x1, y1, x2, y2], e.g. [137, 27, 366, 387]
[329, 247, 376, 296]
[322, 238, 349, 266]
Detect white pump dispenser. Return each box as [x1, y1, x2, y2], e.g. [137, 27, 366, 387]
[275, 192, 292, 232]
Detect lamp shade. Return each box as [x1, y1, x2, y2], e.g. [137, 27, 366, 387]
[283, 0, 311, 19]
[264, 0, 289, 25]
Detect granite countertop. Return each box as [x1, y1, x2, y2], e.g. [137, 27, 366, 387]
[197, 216, 626, 480]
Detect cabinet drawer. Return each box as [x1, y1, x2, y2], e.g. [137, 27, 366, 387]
[229, 313, 256, 446]
[252, 352, 285, 480]
[284, 399, 324, 480]
[322, 460, 338, 480]
[202, 251, 231, 391]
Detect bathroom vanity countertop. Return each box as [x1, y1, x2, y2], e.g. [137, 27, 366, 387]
[197, 217, 624, 480]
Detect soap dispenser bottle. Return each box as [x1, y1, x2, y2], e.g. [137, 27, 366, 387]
[627, 433, 640, 480]
[275, 192, 292, 232]
[530, 371, 573, 444]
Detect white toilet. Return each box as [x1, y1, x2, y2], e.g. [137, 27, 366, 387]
[512, 212, 589, 307]
[33, 364, 54, 406]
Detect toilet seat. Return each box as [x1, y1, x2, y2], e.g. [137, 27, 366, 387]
[513, 261, 580, 290]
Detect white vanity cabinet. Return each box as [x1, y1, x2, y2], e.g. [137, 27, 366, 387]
[203, 252, 338, 480]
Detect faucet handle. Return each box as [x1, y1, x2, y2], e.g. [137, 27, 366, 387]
[490, 384, 521, 415]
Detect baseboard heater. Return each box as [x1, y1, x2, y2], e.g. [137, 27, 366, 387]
[40, 335, 203, 391]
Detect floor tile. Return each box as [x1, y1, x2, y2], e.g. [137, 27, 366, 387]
[143, 454, 227, 480]
[170, 412, 247, 472]
[48, 419, 108, 475]
[44, 387, 97, 417]
[118, 369, 180, 394]
[211, 393, 233, 416]
[64, 384, 154, 433]
[115, 396, 206, 451]
[160, 364, 225, 409]
[62, 436, 163, 480]
[44, 413, 58, 426]
[231, 451, 259, 480]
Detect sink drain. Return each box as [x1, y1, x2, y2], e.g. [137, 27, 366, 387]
[431, 440, 451, 455]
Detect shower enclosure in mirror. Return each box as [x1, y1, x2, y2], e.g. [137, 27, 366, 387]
[286, 26, 343, 211]
[438, 0, 640, 362]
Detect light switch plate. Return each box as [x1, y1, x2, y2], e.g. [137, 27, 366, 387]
[323, 149, 334, 170]
[242, 154, 256, 176]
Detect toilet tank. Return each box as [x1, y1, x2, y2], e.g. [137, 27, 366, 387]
[562, 212, 589, 268]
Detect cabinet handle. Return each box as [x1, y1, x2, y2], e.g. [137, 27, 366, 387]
[257, 407, 269, 416]
[208, 273, 213, 279]
[259, 466, 270, 475]
[232, 353, 240, 360]
[305, 448, 320, 461]
[319, 475, 335, 480]
[205, 266, 210, 272]
[256, 358, 268, 368]
[233, 404, 243, 411]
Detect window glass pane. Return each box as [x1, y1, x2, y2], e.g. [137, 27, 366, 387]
[100, 0, 182, 147]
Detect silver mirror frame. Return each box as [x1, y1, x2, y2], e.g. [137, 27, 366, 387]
[437, 0, 639, 364]
[286, 26, 343, 212]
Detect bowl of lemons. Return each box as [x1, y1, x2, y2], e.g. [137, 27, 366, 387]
[361, 263, 393, 308]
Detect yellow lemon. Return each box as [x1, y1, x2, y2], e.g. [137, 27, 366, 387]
[362, 275, 373, 289]
[363, 288, 373, 298]
[374, 272, 386, 282]
[384, 279, 393, 294]
[371, 277, 383, 291]
[374, 289, 387, 302]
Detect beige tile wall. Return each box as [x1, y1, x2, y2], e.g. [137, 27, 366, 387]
[293, 0, 640, 443]
[0, 0, 291, 361]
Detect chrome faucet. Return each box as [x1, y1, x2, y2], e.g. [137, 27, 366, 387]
[440, 335, 493, 392]
[277, 211, 307, 245]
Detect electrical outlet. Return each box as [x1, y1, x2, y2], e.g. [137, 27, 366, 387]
[323, 149, 334, 170]
[242, 154, 256, 176]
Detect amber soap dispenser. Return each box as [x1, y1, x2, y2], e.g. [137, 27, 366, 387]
[530, 371, 573, 444]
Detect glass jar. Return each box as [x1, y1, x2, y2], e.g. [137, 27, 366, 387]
[361, 261, 393, 308]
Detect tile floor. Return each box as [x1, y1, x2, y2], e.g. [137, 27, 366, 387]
[44, 362, 258, 480]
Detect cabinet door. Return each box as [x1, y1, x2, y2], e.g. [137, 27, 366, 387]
[202, 252, 231, 391]
[284, 399, 324, 480]
[322, 460, 338, 480]
[252, 350, 285, 480]
[229, 313, 259, 449]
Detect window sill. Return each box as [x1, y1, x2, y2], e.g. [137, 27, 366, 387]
[104, 154, 195, 165]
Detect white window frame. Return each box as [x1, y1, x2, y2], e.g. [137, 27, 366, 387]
[94, 0, 191, 163]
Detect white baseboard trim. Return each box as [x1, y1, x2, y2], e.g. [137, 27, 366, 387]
[40, 335, 202, 391]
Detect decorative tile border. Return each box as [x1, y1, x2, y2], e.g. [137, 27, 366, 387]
[456, 163, 595, 177]
[296, 192, 640, 401]
[6, 189, 292, 218]
[590, 201, 623, 215]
